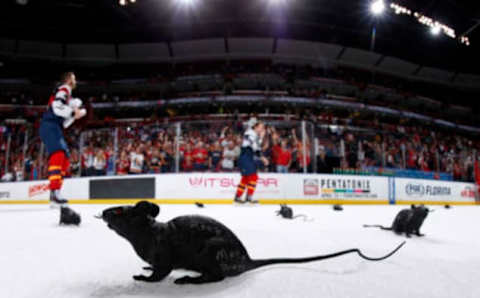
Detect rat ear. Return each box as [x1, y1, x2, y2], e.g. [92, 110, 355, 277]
[135, 201, 160, 218]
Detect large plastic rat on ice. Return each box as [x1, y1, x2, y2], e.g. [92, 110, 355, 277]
[99, 201, 405, 285]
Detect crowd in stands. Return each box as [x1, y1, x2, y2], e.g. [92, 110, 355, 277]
[1, 62, 479, 183]
[1, 61, 478, 127]
[1, 115, 479, 183]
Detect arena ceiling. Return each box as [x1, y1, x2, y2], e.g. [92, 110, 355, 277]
[0, 0, 480, 76]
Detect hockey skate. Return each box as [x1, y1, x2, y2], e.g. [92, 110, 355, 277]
[50, 190, 68, 209]
[246, 195, 259, 204]
[234, 195, 246, 204]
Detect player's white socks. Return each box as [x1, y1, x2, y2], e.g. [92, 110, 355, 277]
[50, 190, 68, 207]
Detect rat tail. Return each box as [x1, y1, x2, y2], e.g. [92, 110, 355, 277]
[292, 214, 313, 222]
[363, 224, 393, 231]
[246, 241, 405, 271]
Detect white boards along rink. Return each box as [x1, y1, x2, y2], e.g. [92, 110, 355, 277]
[0, 173, 477, 205]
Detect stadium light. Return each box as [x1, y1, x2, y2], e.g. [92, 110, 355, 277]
[431, 26, 441, 35]
[119, 0, 137, 6]
[264, 0, 290, 9]
[268, 0, 288, 4]
[370, 0, 385, 16]
[179, 0, 196, 6]
[460, 36, 470, 46]
[390, 2, 467, 45]
[390, 3, 411, 15]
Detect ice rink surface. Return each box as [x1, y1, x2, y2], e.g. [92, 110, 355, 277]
[1, 203, 479, 298]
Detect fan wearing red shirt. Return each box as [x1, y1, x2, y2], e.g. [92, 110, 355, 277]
[116, 151, 130, 175]
[81, 145, 95, 176]
[192, 142, 208, 171]
[182, 143, 194, 172]
[273, 140, 291, 173]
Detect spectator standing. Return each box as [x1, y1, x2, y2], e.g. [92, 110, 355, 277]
[150, 149, 161, 173]
[93, 150, 106, 176]
[14, 160, 24, 182]
[209, 141, 223, 171]
[129, 146, 144, 174]
[406, 143, 417, 169]
[317, 145, 330, 173]
[182, 143, 193, 172]
[105, 146, 115, 176]
[116, 151, 130, 175]
[82, 145, 95, 176]
[161, 144, 174, 173]
[274, 140, 292, 173]
[24, 156, 33, 181]
[1, 168, 13, 182]
[192, 142, 208, 171]
[221, 141, 238, 171]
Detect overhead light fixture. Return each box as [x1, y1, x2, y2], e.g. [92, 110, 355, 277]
[431, 26, 441, 35]
[370, 0, 385, 16]
[267, 0, 289, 5]
[119, 0, 136, 6]
[179, 0, 196, 6]
[460, 36, 470, 46]
[390, 2, 465, 44]
[390, 3, 411, 15]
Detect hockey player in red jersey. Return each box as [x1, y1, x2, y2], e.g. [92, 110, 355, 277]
[39, 72, 86, 207]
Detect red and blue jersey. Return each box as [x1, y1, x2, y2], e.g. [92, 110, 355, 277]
[238, 128, 262, 176]
[40, 84, 74, 157]
[42, 84, 74, 127]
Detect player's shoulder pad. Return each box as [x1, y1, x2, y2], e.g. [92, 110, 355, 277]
[57, 84, 72, 96]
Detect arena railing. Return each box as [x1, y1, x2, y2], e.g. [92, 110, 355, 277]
[79, 118, 316, 174]
[1, 118, 478, 183]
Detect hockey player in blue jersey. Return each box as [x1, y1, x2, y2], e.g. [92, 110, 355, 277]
[234, 118, 269, 204]
[39, 72, 86, 206]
